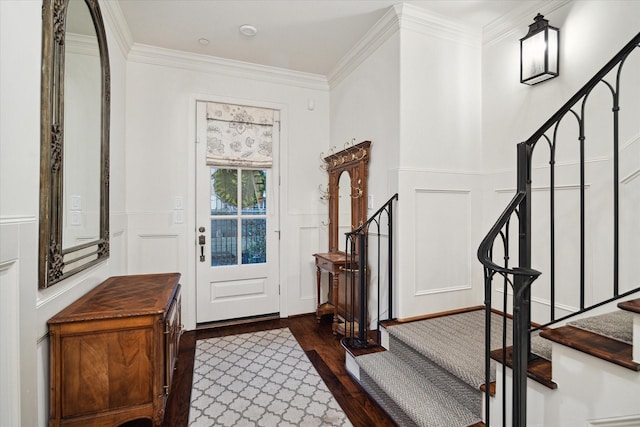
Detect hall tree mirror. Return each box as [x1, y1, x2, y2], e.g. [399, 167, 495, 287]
[337, 172, 352, 250]
[39, 0, 110, 288]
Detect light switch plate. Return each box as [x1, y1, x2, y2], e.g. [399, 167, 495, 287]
[174, 210, 184, 224]
[70, 195, 81, 210]
[174, 196, 184, 210]
[70, 211, 82, 226]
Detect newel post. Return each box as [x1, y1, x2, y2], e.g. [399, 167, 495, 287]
[513, 142, 534, 426]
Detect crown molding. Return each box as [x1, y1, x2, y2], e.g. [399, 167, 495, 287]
[327, 4, 400, 88]
[66, 33, 99, 57]
[396, 3, 481, 48]
[127, 44, 329, 91]
[483, 0, 573, 46]
[328, 3, 482, 88]
[99, 0, 134, 58]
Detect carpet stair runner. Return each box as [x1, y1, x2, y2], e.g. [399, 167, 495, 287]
[351, 310, 520, 427]
[348, 301, 640, 427]
[538, 299, 639, 372]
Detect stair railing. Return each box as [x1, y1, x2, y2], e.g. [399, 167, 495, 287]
[478, 32, 640, 427]
[343, 193, 398, 349]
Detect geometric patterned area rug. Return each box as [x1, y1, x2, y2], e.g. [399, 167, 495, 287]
[188, 328, 352, 426]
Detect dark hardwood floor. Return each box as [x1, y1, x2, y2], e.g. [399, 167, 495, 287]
[162, 313, 397, 427]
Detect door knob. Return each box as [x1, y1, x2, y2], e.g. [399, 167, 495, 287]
[198, 227, 206, 262]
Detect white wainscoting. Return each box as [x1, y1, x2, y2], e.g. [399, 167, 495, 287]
[298, 225, 321, 302]
[110, 212, 128, 275]
[487, 151, 639, 324]
[414, 189, 472, 295]
[136, 233, 181, 273]
[1, 218, 37, 427]
[0, 257, 20, 427]
[282, 214, 326, 317]
[395, 168, 484, 319]
[128, 213, 185, 276]
[620, 135, 640, 294]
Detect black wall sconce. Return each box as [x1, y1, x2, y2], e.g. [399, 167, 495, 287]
[520, 14, 559, 85]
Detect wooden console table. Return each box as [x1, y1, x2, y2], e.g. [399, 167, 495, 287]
[314, 251, 358, 334]
[48, 273, 182, 427]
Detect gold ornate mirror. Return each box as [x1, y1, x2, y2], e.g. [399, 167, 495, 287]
[39, 0, 110, 288]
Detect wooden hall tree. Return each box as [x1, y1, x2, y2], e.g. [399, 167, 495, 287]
[314, 141, 371, 334]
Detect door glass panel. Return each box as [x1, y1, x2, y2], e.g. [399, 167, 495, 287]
[242, 219, 266, 264]
[210, 168, 238, 215]
[209, 168, 268, 267]
[210, 219, 237, 266]
[240, 170, 267, 214]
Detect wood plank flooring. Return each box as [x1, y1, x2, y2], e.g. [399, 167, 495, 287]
[162, 314, 397, 427]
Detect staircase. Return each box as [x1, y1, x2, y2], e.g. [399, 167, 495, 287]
[344, 299, 640, 427]
[340, 32, 640, 427]
[476, 32, 640, 426]
[345, 309, 489, 427]
[490, 297, 640, 427]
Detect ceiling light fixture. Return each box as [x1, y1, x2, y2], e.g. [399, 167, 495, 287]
[239, 24, 258, 37]
[198, 38, 210, 45]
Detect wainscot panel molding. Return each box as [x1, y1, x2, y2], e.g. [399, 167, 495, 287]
[128, 44, 329, 91]
[621, 167, 640, 185]
[128, 212, 187, 277]
[588, 414, 640, 426]
[395, 169, 484, 318]
[395, 166, 484, 176]
[298, 225, 321, 302]
[0, 258, 20, 427]
[413, 189, 472, 296]
[110, 212, 128, 276]
[620, 131, 640, 183]
[135, 233, 181, 273]
[495, 285, 580, 321]
[620, 132, 640, 152]
[620, 166, 640, 295]
[278, 214, 327, 317]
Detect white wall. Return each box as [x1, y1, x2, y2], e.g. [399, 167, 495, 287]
[481, 0, 640, 323]
[124, 47, 330, 328]
[2, 1, 638, 425]
[329, 16, 402, 324]
[0, 1, 128, 425]
[396, 6, 484, 318]
[330, 4, 484, 321]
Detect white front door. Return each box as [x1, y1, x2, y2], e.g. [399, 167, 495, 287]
[195, 101, 279, 323]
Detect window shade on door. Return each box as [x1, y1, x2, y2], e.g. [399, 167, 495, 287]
[206, 102, 275, 168]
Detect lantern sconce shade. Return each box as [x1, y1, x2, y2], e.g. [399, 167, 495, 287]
[520, 14, 559, 85]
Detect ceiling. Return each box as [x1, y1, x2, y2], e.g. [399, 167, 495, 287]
[118, 0, 536, 76]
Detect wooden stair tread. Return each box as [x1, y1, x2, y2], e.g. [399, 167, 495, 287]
[540, 325, 640, 371]
[379, 306, 485, 327]
[341, 334, 386, 357]
[479, 381, 496, 397]
[618, 298, 640, 314]
[490, 347, 557, 389]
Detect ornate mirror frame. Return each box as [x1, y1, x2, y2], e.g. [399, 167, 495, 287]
[39, 0, 110, 288]
[324, 141, 371, 252]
